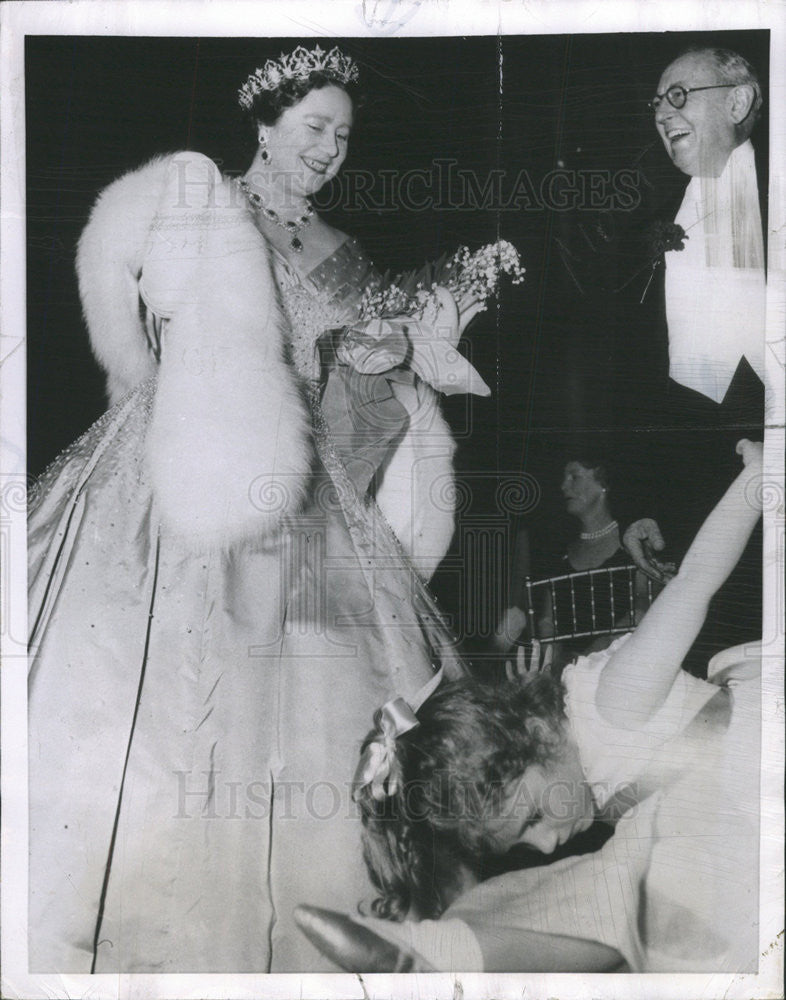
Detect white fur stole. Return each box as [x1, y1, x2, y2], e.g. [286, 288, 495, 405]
[77, 152, 311, 549]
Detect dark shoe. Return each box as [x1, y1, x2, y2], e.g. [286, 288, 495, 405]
[294, 904, 434, 972]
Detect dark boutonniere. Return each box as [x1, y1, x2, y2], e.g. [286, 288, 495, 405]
[637, 220, 688, 303]
[645, 220, 688, 257]
[613, 220, 688, 301]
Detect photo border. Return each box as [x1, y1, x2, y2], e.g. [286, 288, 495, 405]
[2, 2, 784, 998]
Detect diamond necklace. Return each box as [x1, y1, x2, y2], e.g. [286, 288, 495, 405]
[579, 520, 619, 541]
[236, 178, 314, 253]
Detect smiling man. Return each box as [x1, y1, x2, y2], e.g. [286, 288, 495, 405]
[622, 47, 766, 667]
[651, 46, 765, 405]
[654, 49, 761, 178]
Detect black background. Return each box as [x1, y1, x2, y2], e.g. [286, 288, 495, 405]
[26, 30, 769, 645]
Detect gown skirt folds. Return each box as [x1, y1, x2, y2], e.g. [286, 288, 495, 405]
[28, 152, 464, 972]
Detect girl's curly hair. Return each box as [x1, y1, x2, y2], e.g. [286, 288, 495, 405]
[356, 673, 567, 921]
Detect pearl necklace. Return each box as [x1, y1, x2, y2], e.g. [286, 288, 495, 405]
[236, 178, 314, 253]
[579, 520, 618, 541]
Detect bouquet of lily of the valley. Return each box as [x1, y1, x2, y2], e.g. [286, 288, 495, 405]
[359, 239, 525, 321]
[343, 240, 524, 399]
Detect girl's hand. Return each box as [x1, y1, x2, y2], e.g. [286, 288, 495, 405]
[736, 438, 763, 467]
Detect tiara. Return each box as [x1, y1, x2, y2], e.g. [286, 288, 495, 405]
[238, 45, 359, 110]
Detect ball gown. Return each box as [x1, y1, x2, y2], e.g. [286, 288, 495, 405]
[27, 152, 473, 972]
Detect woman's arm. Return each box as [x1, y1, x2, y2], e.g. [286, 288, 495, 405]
[77, 155, 174, 405]
[596, 440, 763, 728]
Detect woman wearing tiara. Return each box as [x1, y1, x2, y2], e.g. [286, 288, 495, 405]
[28, 45, 518, 972]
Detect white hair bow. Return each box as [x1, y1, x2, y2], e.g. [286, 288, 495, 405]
[353, 698, 419, 802]
[353, 667, 445, 802]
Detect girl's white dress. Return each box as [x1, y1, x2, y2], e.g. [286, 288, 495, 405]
[362, 636, 761, 972]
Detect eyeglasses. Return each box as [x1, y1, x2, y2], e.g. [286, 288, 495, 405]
[648, 83, 736, 113]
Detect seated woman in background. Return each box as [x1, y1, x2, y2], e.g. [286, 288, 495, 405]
[297, 440, 764, 973]
[496, 453, 653, 674]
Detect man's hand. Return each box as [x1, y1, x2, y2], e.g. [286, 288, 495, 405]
[623, 518, 677, 584]
[736, 438, 763, 468]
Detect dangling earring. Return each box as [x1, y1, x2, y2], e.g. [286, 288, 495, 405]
[260, 140, 271, 164]
[258, 129, 272, 166]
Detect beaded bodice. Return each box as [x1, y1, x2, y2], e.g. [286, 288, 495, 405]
[275, 236, 381, 381]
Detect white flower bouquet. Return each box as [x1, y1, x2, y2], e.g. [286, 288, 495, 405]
[359, 239, 525, 321]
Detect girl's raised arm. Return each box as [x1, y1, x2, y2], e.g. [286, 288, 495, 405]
[596, 440, 763, 728]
